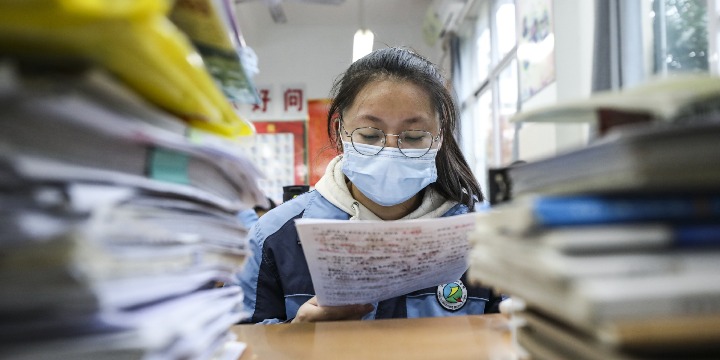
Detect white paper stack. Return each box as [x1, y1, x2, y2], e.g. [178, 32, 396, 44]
[0, 63, 263, 359]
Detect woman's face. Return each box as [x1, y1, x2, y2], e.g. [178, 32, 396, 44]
[341, 79, 440, 150]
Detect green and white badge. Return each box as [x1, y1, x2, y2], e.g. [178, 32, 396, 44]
[436, 280, 467, 311]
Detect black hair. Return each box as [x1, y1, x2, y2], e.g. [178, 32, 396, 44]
[253, 197, 277, 213]
[326, 47, 483, 209]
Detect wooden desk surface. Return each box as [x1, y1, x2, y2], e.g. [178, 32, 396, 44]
[232, 314, 515, 360]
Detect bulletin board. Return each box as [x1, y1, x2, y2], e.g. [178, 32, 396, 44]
[252, 121, 307, 203]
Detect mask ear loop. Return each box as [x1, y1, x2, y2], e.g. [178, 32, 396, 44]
[334, 116, 344, 153]
[434, 130, 443, 151]
[434, 113, 444, 151]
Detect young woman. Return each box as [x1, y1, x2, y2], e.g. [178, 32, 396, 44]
[239, 47, 503, 324]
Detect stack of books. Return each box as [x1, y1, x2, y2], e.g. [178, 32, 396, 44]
[0, 1, 264, 358]
[0, 62, 264, 359]
[511, 74, 720, 137]
[469, 119, 720, 358]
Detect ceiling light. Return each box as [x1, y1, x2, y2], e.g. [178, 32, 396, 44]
[352, 0, 373, 62]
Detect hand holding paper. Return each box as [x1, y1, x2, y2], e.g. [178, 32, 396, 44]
[292, 296, 374, 323]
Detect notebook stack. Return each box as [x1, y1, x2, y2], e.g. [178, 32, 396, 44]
[469, 119, 720, 359]
[0, 1, 264, 358]
[0, 61, 264, 359]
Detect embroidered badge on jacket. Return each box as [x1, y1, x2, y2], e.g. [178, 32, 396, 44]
[436, 280, 467, 311]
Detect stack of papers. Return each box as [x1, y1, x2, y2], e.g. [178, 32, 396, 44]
[0, 64, 261, 359]
[469, 121, 720, 359]
[0, 0, 255, 137]
[0, 65, 265, 211]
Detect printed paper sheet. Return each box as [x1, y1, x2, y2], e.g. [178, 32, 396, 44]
[295, 213, 477, 306]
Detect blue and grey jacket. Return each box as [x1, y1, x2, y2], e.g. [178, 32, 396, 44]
[238, 190, 503, 324]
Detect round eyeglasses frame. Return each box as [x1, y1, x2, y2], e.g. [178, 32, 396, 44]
[340, 121, 441, 158]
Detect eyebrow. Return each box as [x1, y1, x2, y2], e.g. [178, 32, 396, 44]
[354, 114, 432, 127]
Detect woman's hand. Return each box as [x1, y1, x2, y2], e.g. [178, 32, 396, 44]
[292, 296, 374, 323]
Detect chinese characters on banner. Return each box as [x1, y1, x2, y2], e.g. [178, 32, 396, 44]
[244, 84, 307, 120]
[252, 87, 271, 113]
[283, 87, 304, 113]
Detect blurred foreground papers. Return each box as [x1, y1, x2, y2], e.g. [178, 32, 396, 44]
[0, 0, 255, 136]
[0, 64, 263, 359]
[468, 119, 720, 359]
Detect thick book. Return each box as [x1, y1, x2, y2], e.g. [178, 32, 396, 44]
[518, 309, 720, 357]
[485, 193, 720, 234]
[511, 74, 720, 136]
[469, 229, 720, 281]
[517, 316, 639, 360]
[528, 223, 720, 253]
[469, 221, 720, 254]
[508, 120, 720, 196]
[468, 241, 720, 333]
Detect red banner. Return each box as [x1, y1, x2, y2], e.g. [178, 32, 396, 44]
[307, 99, 339, 186]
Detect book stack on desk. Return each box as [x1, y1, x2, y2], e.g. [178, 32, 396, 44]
[510, 74, 720, 138]
[468, 120, 720, 359]
[0, 49, 263, 360]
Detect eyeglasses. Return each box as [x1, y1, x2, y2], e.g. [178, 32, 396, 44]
[340, 122, 441, 158]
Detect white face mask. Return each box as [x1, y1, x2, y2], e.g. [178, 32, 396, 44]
[341, 141, 438, 206]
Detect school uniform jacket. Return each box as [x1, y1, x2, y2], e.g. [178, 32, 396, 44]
[238, 156, 504, 324]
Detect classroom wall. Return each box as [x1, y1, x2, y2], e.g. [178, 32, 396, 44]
[235, 1, 439, 101]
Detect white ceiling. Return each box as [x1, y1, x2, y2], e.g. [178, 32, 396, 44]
[234, 0, 434, 35]
[232, 0, 443, 99]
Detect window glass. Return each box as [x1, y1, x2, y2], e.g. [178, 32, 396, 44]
[495, 2, 517, 61]
[455, 21, 477, 100]
[474, 91, 493, 184]
[475, 1, 492, 82]
[712, 0, 720, 74]
[459, 105, 476, 175]
[653, 0, 709, 73]
[476, 28, 492, 82]
[497, 59, 518, 165]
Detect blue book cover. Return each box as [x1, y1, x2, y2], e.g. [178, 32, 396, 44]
[532, 195, 720, 226]
[673, 224, 720, 248]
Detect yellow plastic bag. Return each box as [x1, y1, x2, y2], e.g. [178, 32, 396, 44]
[0, 0, 254, 137]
